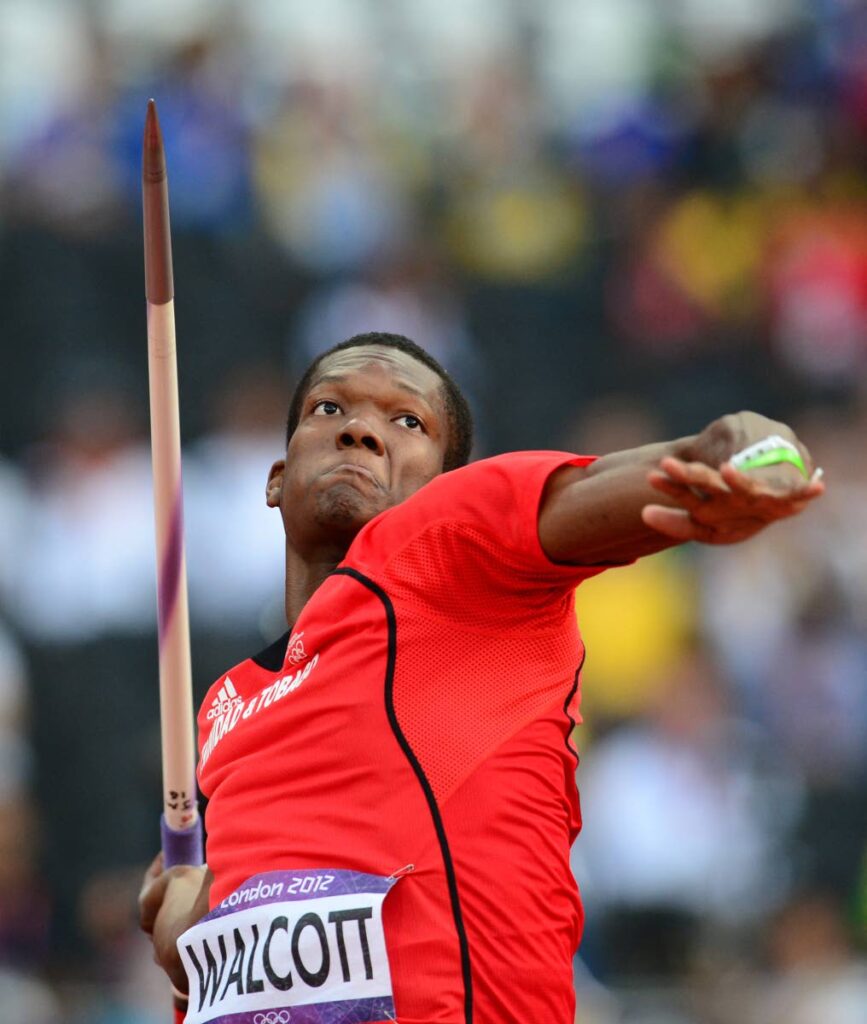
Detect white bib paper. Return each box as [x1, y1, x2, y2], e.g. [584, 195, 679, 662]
[178, 869, 398, 1024]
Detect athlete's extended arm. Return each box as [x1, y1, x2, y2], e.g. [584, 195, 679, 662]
[139, 852, 212, 997]
[538, 411, 825, 565]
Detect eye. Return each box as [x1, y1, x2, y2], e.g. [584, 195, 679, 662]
[312, 400, 342, 416]
[395, 414, 425, 432]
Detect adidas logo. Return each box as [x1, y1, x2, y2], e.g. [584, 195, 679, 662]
[207, 676, 243, 720]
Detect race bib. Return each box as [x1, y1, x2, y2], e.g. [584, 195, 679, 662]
[178, 869, 398, 1024]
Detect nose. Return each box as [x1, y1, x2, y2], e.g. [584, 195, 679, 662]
[336, 417, 385, 455]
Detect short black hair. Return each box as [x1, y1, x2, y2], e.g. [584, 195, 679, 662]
[285, 332, 474, 472]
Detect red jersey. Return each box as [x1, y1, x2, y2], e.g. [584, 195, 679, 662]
[196, 451, 604, 1024]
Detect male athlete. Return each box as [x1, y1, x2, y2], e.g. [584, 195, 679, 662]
[140, 332, 823, 1024]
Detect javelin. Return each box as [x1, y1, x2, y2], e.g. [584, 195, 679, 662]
[143, 99, 203, 869]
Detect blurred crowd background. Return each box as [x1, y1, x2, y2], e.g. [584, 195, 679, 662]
[0, 0, 866, 1022]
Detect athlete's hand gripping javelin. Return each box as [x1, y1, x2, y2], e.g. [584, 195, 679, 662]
[139, 853, 212, 1000]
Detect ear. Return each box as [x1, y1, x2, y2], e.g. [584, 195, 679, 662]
[266, 459, 285, 508]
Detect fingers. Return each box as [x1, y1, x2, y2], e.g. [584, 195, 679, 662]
[719, 460, 824, 497]
[719, 461, 770, 495]
[645, 439, 826, 547]
[648, 471, 719, 512]
[669, 458, 782, 504]
[651, 458, 825, 516]
[641, 505, 719, 543]
[644, 469, 823, 544]
[657, 457, 730, 495]
[139, 858, 198, 935]
[648, 458, 734, 515]
[144, 850, 164, 884]
[138, 851, 165, 934]
[642, 504, 770, 544]
[718, 463, 826, 520]
[139, 868, 172, 935]
[792, 437, 816, 479]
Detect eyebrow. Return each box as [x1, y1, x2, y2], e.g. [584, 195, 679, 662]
[310, 372, 431, 404]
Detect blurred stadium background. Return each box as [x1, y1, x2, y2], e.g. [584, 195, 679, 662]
[0, 1, 865, 1021]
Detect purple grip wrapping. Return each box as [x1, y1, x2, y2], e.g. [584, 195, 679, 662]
[161, 814, 204, 867]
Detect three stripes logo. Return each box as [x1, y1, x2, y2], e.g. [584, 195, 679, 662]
[207, 677, 243, 720]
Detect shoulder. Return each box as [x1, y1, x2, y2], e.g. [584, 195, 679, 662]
[427, 450, 594, 497]
[199, 632, 289, 721]
[374, 451, 596, 533]
[346, 451, 597, 585]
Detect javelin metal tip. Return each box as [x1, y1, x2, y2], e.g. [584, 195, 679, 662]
[143, 100, 166, 183]
[142, 98, 173, 302]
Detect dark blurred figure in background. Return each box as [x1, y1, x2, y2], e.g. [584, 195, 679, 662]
[746, 891, 867, 1024]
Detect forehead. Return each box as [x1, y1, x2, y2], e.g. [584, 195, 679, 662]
[309, 346, 445, 410]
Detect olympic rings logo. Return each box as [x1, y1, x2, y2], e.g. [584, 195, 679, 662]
[253, 1013, 291, 1024]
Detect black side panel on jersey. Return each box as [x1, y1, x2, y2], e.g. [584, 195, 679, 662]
[332, 567, 474, 1024]
[563, 651, 585, 767]
[251, 630, 291, 672]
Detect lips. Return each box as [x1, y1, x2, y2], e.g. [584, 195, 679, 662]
[326, 463, 384, 489]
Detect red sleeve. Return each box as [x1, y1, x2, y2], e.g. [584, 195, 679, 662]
[174, 1005, 186, 1024]
[348, 451, 604, 594]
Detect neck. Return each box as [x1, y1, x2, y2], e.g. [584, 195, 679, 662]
[283, 539, 351, 625]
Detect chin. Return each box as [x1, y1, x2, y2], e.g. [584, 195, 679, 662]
[313, 485, 381, 533]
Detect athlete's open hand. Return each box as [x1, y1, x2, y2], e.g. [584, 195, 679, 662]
[641, 455, 825, 545]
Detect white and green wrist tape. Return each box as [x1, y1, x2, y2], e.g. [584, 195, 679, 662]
[730, 434, 809, 479]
